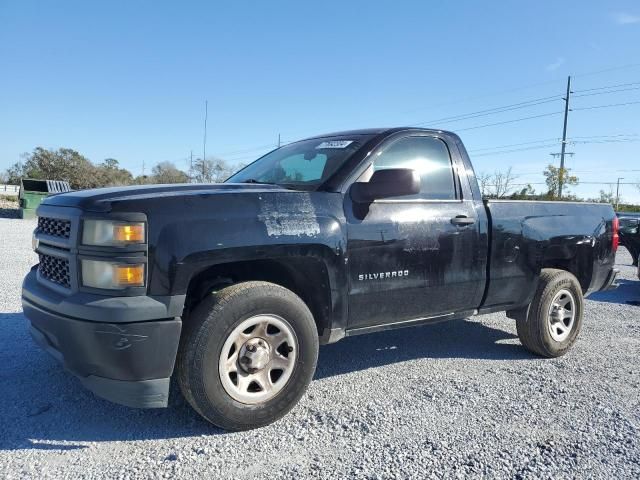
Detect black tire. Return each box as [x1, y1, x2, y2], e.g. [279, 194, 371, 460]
[176, 281, 319, 431]
[516, 269, 584, 358]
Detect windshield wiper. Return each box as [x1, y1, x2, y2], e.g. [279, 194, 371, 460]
[240, 178, 302, 190]
[241, 179, 275, 185]
[240, 179, 300, 190]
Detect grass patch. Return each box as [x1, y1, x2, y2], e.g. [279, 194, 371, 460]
[0, 194, 19, 203]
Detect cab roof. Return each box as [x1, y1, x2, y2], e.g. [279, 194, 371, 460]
[300, 127, 452, 141]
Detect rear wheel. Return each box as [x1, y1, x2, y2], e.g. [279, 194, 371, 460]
[516, 269, 584, 358]
[177, 281, 319, 431]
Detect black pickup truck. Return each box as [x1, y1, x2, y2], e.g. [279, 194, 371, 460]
[22, 128, 619, 430]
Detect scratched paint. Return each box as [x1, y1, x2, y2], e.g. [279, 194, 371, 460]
[258, 193, 321, 237]
[389, 207, 442, 252]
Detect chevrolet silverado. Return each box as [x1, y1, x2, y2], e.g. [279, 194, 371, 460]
[23, 127, 619, 430]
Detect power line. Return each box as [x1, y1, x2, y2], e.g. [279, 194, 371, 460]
[572, 100, 640, 111]
[484, 181, 639, 186]
[571, 168, 640, 173]
[408, 94, 562, 127]
[205, 70, 640, 160]
[401, 62, 640, 117]
[511, 168, 640, 175]
[209, 94, 566, 159]
[574, 181, 639, 184]
[222, 113, 639, 162]
[572, 81, 640, 93]
[473, 143, 559, 157]
[397, 81, 564, 117]
[456, 111, 564, 132]
[469, 137, 560, 152]
[572, 86, 640, 98]
[469, 134, 639, 153]
[569, 133, 639, 139]
[473, 138, 640, 157]
[220, 102, 638, 161]
[571, 138, 640, 145]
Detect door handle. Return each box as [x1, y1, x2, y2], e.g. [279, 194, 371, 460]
[451, 215, 475, 226]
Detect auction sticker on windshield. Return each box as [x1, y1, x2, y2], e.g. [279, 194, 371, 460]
[316, 140, 353, 149]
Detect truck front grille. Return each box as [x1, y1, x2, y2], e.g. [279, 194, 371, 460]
[38, 254, 71, 288]
[37, 216, 71, 239]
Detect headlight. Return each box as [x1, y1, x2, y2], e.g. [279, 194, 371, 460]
[81, 260, 145, 289]
[83, 220, 146, 246]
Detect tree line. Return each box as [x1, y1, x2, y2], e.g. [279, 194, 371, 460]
[0, 147, 243, 189]
[478, 164, 640, 211]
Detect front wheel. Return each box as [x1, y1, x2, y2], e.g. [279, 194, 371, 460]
[516, 269, 584, 358]
[177, 281, 319, 431]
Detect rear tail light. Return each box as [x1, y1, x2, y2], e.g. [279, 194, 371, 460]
[612, 216, 619, 252]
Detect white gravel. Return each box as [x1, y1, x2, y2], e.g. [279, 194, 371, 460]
[0, 217, 638, 479]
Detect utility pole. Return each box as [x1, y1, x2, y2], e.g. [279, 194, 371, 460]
[142, 159, 146, 177]
[277, 133, 281, 148]
[616, 177, 624, 211]
[558, 75, 572, 198]
[203, 100, 208, 180]
[190, 150, 193, 182]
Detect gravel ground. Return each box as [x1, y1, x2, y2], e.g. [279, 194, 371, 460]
[0, 217, 638, 479]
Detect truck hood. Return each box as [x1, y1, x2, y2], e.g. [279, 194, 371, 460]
[41, 183, 291, 212]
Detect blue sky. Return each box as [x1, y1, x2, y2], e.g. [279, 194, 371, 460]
[1, 1, 639, 202]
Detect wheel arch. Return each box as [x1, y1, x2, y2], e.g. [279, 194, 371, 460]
[540, 241, 595, 293]
[180, 249, 340, 341]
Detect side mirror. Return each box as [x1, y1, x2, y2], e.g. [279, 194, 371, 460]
[350, 168, 420, 203]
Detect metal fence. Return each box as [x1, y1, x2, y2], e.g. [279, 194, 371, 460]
[0, 184, 19, 195]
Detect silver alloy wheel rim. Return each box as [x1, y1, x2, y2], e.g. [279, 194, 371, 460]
[547, 288, 576, 342]
[219, 314, 298, 404]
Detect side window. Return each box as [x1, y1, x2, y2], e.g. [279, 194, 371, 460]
[373, 136, 457, 200]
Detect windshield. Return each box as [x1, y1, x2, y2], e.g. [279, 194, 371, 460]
[226, 135, 370, 190]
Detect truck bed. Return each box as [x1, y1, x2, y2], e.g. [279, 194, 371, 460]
[481, 200, 617, 311]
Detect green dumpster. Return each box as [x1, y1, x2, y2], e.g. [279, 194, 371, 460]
[19, 179, 71, 219]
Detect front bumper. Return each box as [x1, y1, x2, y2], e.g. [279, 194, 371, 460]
[22, 269, 183, 408]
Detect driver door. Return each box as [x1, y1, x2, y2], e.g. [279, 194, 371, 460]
[345, 134, 483, 329]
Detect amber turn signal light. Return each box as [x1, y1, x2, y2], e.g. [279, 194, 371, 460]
[113, 264, 145, 287]
[113, 224, 145, 244]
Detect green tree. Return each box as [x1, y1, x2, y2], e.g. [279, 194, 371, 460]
[509, 183, 536, 199]
[595, 189, 614, 204]
[190, 157, 235, 183]
[543, 164, 579, 199]
[150, 161, 189, 184]
[21, 147, 98, 189]
[96, 158, 133, 186]
[4, 161, 26, 185]
[3, 148, 141, 189]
